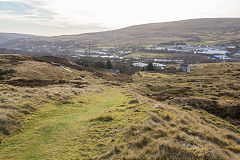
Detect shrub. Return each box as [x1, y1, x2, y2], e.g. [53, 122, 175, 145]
[0, 69, 16, 75]
[91, 115, 114, 122]
[182, 106, 193, 111]
[129, 99, 139, 104]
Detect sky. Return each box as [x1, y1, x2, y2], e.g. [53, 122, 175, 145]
[0, 0, 240, 36]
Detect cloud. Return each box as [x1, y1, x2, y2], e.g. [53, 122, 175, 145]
[0, 1, 55, 26]
[0, 0, 240, 35]
[0, 0, 111, 34]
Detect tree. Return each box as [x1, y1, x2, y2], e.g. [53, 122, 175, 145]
[106, 59, 113, 69]
[146, 62, 154, 71]
[93, 61, 105, 68]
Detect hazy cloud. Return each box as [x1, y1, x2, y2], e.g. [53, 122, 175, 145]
[0, 0, 240, 35]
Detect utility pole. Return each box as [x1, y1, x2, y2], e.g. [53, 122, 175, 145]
[77, 43, 95, 54]
[88, 44, 91, 54]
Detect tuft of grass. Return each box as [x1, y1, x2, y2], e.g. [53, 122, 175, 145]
[182, 105, 193, 111]
[130, 135, 150, 149]
[129, 99, 139, 104]
[90, 115, 114, 122]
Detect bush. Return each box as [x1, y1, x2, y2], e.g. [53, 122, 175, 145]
[0, 69, 16, 75]
[146, 62, 154, 71]
[129, 99, 139, 104]
[106, 60, 113, 69]
[58, 80, 68, 84]
[182, 106, 193, 111]
[91, 115, 113, 122]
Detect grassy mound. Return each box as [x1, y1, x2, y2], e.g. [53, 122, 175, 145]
[102, 103, 240, 160]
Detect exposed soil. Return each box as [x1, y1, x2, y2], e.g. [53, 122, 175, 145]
[6, 79, 58, 87]
[170, 97, 240, 120]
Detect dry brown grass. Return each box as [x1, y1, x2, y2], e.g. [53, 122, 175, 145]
[0, 54, 106, 142]
[13, 60, 75, 81]
[0, 80, 104, 142]
[0, 107, 20, 138]
[1, 55, 240, 160]
[101, 97, 240, 160]
[132, 62, 240, 125]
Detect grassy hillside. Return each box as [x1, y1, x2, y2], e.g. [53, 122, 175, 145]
[132, 63, 240, 125]
[0, 33, 37, 44]
[0, 54, 240, 159]
[42, 18, 240, 45]
[0, 87, 150, 159]
[2, 18, 240, 49]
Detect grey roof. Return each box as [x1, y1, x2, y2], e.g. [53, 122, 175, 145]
[180, 64, 190, 67]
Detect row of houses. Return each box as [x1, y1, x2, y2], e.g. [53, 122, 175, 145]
[154, 59, 184, 63]
[210, 55, 231, 61]
[146, 45, 231, 55]
[132, 62, 191, 72]
[132, 62, 166, 69]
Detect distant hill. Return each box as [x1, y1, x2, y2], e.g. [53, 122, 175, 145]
[1, 18, 240, 54]
[0, 48, 54, 57]
[53, 18, 240, 45]
[0, 33, 37, 44]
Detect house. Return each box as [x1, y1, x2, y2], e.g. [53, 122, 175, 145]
[152, 63, 166, 69]
[199, 49, 228, 55]
[227, 46, 236, 49]
[180, 64, 191, 72]
[210, 55, 231, 60]
[75, 49, 85, 53]
[235, 50, 240, 56]
[132, 62, 148, 67]
[154, 59, 172, 62]
[108, 69, 120, 74]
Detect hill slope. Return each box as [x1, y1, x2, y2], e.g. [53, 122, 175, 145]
[55, 18, 240, 45]
[0, 54, 239, 160]
[0, 55, 240, 160]
[0, 33, 37, 44]
[1, 18, 240, 50]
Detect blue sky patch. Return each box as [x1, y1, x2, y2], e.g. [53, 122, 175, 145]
[0, 1, 33, 15]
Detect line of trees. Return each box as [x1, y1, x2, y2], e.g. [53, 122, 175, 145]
[76, 59, 113, 69]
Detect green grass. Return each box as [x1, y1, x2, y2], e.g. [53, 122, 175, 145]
[0, 86, 149, 160]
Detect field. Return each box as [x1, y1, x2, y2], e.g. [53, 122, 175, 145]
[0, 54, 240, 160]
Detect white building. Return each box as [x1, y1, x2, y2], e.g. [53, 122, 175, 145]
[180, 64, 191, 72]
[132, 62, 148, 67]
[92, 51, 107, 55]
[227, 46, 236, 49]
[199, 49, 228, 55]
[75, 49, 85, 53]
[154, 59, 172, 62]
[153, 63, 166, 69]
[211, 55, 231, 60]
[235, 50, 240, 56]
